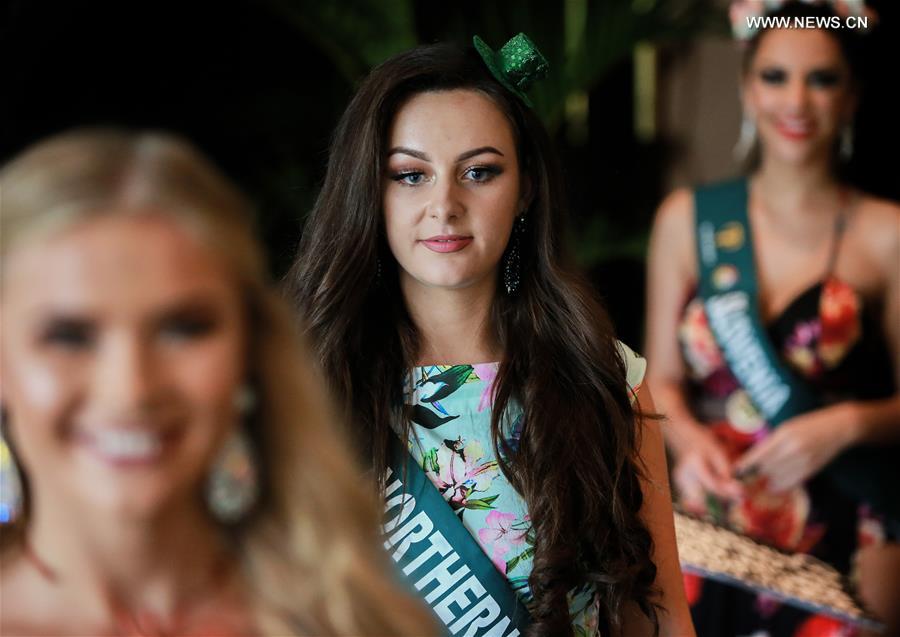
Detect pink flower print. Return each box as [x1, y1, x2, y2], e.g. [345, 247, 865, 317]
[478, 510, 526, 573]
[472, 363, 499, 412]
[431, 439, 499, 510]
[785, 319, 823, 377]
[678, 298, 725, 380]
[788, 320, 821, 348]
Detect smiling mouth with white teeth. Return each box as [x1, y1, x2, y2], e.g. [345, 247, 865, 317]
[774, 118, 816, 139]
[81, 429, 166, 465]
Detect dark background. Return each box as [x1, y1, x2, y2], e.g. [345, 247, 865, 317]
[3, 0, 897, 347]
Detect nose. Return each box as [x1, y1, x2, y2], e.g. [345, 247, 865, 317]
[427, 175, 465, 223]
[785, 76, 810, 113]
[92, 332, 160, 415]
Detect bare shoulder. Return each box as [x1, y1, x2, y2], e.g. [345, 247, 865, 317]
[653, 187, 695, 235]
[0, 552, 40, 634]
[852, 193, 900, 270]
[854, 193, 900, 229]
[650, 187, 696, 275]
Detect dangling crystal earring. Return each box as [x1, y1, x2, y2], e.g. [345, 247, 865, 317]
[503, 214, 527, 295]
[733, 116, 757, 162]
[206, 386, 259, 523]
[0, 412, 23, 524]
[840, 123, 854, 161]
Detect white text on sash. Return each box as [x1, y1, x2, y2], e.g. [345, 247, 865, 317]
[705, 291, 791, 418]
[383, 468, 521, 637]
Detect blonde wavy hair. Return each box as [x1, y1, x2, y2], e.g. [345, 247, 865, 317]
[0, 129, 435, 636]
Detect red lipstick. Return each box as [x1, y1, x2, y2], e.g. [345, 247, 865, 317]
[774, 119, 815, 141]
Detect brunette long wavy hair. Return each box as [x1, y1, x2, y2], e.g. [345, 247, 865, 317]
[285, 43, 659, 636]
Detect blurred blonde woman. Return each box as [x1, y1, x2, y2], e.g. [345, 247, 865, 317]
[0, 129, 436, 636]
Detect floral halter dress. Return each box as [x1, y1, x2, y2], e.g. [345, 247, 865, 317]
[402, 342, 647, 637]
[678, 212, 896, 637]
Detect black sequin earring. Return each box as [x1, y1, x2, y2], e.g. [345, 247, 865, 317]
[503, 214, 527, 295]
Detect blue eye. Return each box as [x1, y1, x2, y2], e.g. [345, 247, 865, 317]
[391, 171, 425, 186]
[464, 165, 501, 183]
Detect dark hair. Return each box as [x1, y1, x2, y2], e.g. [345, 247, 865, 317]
[285, 43, 659, 636]
[742, 0, 865, 78]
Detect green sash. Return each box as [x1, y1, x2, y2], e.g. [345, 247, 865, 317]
[694, 179, 900, 519]
[695, 179, 820, 424]
[383, 439, 531, 637]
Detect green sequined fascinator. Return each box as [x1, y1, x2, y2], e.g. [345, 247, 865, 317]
[472, 33, 549, 107]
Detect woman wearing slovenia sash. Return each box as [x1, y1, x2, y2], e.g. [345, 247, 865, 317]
[646, 2, 900, 635]
[287, 35, 694, 636]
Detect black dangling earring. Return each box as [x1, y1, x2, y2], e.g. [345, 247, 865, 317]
[375, 256, 382, 286]
[503, 214, 526, 295]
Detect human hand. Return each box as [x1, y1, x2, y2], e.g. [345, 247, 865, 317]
[734, 405, 855, 493]
[672, 427, 743, 511]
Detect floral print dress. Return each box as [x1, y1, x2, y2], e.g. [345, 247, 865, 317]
[402, 342, 647, 637]
[677, 217, 896, 637]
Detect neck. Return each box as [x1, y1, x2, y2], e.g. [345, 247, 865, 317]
[26, 489, 230, 624]
[401, 273, 501, 365]
[753, 153, 841, 216]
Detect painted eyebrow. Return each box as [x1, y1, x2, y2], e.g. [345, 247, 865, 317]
[757, 63, 842, 74]
[456, 146, 505, 162]
[388, 146, 430, 161]
[806, 66, 842, 75]
[149, 296, 222, 323]
[386, 146, 505, 163]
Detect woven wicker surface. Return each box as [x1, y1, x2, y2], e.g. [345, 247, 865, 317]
[674, 510, 884, 631]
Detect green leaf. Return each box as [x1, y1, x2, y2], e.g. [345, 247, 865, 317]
[506, 545, 536, 572]
[505, 554, 523, 573]
[419, 365, 474, 403]
[464, 494, 500, 510]
[422, 448, 439, 473]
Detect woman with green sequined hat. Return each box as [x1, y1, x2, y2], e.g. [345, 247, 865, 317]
[287, 33, 694, 637]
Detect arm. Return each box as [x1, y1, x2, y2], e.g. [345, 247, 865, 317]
[850, 198, 900, 443]
[645, 189, 742, 504]
[818, 197, 900, 445]
[644, 189, 698, 456]
[621, 386, 695, 637]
